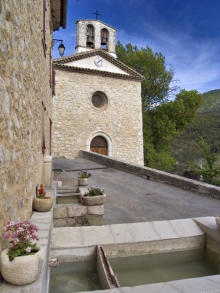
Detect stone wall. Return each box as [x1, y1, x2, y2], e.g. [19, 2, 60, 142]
[0, 0, 54, 255]
[52, 70, 144, 165]
[80, 150, 220, 199]
[53, 203, 104, 227]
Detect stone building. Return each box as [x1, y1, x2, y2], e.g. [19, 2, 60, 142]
[0, 0, 68, 258]
[53, 19, 145, 165]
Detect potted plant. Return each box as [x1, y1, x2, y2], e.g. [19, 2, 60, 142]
[77, 171, 92, 186]
[0, 220, 44, 285]
[33, 184, 53, 212]
[82, 186, 106, 206]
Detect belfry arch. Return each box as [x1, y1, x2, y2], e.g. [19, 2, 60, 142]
[87, 132, 113, 157]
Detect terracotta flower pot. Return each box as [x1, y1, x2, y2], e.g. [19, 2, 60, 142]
[33, 197, 53, 212]
[78, 178, 89, 186]
[82, 193, 106, 206]
[0, 245, 44, 285]
[216, 215, 220, 231]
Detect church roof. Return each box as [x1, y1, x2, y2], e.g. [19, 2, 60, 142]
[53, 50, 145, 81]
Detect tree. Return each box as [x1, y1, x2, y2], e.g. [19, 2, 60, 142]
[193, 138, 220, 186]
[116, 41, 179, 109]
[116, 42, 203, 170]
[143, 90, 203, 169]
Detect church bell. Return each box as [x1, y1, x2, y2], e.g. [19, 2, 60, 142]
[86, 36, 94, 45]
[101, 30, 108, 45]
[101, 37, 107, 45]
[86, 25, 94, 46]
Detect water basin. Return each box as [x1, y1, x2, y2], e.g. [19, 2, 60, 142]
[109, 248, 218, 287]
[56, 195, 79, 204]
[49, 260, 102, 293]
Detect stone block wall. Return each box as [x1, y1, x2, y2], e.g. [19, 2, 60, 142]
[53, 203, 104, 227]
[0, 0, 54, 255]
[52, 70, 144, 165]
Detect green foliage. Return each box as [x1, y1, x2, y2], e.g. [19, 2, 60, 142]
[143, 90, 203, 170]
[171, 90, 220, 175]
[7, 243, 37, 261]
[116, 41, 179, 109]
[198, 89, 220, 113]
[193, 138, 220, 185]
[84, 187, 104, 196]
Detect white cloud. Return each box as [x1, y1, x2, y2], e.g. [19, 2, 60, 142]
[117, 25, 220, 93]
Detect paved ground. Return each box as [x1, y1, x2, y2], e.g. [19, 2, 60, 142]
[53, 157, 220, 225]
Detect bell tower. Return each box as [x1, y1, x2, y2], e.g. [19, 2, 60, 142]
[75, 20, 117, 57]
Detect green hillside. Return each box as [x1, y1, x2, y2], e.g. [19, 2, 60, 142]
[171, 89, 220, 175]
[198, 89, 220, 112]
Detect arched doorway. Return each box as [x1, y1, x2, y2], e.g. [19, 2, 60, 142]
[90, 136, 108, 155]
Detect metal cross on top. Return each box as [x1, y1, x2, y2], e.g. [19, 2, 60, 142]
[93, 10, 100, 20]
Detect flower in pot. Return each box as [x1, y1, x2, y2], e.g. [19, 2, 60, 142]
[0, 220, 44, 285]
[82, 186, 106, 206]
[77, 171, 92, 186]
[33, 184, 53, 212]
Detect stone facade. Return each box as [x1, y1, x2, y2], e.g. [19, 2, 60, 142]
[52, 68, 144, 165]
[0, 0, 67, 264]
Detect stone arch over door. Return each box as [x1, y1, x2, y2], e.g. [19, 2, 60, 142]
[87, 132, 113, 157]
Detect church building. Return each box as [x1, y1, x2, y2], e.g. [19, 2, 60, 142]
[53, 19, 145, 165]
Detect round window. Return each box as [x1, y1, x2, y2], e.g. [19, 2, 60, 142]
[92, 91, 108, 109]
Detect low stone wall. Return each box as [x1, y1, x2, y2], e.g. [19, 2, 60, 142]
[80, 150, 220, 200]
[53, 203, 104, 227]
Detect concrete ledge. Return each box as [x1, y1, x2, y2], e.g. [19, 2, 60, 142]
[80, 150, 220, 199]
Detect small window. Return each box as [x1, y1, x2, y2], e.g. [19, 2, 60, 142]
[92, 91, 108, 109]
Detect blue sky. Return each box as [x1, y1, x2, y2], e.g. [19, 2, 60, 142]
[53, 0, 220, 94]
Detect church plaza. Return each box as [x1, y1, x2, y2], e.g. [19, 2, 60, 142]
[53, 157, 220, 223]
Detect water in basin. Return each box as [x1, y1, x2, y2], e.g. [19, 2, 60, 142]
[49, 260, 102, 293]
[56, 195, 79, 204]
[109, 248, 218, 287]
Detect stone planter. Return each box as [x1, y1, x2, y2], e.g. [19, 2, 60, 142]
[216, 215, 220, 231]
[0, 245, 44, 285]
[33, 196, 53, 212]
[82, 193, 106, 206]
[78, 178, 89, 186]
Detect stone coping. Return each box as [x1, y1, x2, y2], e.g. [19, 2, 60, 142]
[0, 189, 54, 293]
[80, 151, 220, 199]
[51, 218, 205, 249]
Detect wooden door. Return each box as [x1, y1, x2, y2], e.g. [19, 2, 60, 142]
[90, 136, 108, 155]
